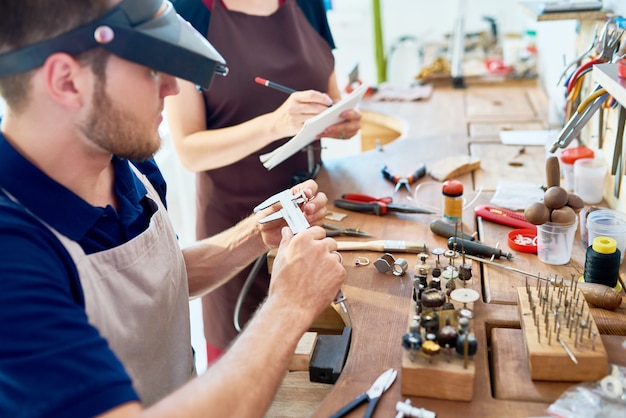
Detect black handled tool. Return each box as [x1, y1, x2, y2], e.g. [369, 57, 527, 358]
[382, 164, 427, 193]
[334, 199, 435, 215]
[330, 368, 397, 418]
[430, 219, 475, 241]
[448, 237, 513, 260]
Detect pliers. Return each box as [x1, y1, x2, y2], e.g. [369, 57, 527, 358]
[381, 163, 426, 193]
[323, 222, 372, 237]
[550, 86, 610, 152]
[330, 368, 397, 418]
[334, 193, 435, 215]
[565, 21, 624, 95]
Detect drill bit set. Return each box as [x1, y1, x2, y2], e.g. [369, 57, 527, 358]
[400, 248, 478, 401]
[517, 276, 608, 382]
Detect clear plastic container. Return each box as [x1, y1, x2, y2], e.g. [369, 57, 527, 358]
[574, 158, 606, 204]
[586, 209, 626, 264]
[559, 146, 594, 191]
[537, 221, 578, 265]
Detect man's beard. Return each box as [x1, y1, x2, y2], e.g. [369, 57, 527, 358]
[78, 77, 161, 161]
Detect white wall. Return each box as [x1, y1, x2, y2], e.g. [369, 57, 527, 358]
[327, 0, 532, 86]
[327, 0, 614, 128]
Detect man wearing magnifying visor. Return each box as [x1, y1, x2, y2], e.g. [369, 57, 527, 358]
[0, 0, 345, 416]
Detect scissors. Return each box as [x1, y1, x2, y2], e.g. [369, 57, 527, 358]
[330, 368, 397, 418]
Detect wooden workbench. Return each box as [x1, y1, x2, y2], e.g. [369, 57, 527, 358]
[266, 85, 626, 417]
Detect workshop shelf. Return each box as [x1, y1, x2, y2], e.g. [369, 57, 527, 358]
[593, 63, 626, 108]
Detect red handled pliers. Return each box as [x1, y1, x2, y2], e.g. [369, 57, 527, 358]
[381, 163, 426, 193]
[334, 193, 435, 215]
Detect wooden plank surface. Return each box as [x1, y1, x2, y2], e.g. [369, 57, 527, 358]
[465, 88, 539, 122]
[468, 122, 545, 139]
[491, 328, 626, 402]
[470, 143, 547, 191]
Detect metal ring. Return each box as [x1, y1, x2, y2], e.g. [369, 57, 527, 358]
[339, 132, 346, 139]
[392, 258, 408, 276]
[331, 251, 343, 264]
[355, 256, 370, 266]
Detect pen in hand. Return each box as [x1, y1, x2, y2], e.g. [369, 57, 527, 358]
[254, 76, 296, 94]
[255, 76, 333, 107]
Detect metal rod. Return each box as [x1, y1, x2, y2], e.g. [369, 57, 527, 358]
[558, 337, 578, 364]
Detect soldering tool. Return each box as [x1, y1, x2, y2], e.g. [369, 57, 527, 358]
[447, 236, 513, 260]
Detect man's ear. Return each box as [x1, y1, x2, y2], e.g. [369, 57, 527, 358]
[40, 53, 91, 109]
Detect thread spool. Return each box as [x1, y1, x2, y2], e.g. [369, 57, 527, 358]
[583, 236, 621, 288]
[442, 179, 463, 224]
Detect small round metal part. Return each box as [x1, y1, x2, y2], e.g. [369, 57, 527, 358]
[421, 289, 446, 308]
[422, 340, 441, 356]
[456, 307, 475, 320]
[425, 332, 437, 342]
[392, 258, 409, 276]
[444, 249, 458, 259]
[442, 265, 459, 280]
[458, 263, 472, 281]
[450, 288, 480, 304]
[430, 248, 445, 256]
[354, 256, 370, 266]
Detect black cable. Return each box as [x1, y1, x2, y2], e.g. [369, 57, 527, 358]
[233, 254, 267, 333]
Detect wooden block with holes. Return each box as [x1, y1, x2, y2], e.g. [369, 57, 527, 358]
[401, 304, 475, 401]
[516, 286, 608, 382]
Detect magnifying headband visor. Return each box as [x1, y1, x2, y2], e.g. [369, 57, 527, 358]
[0, 0, 227, 90]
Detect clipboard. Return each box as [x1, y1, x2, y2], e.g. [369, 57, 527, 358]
[260, 83, 368, 170]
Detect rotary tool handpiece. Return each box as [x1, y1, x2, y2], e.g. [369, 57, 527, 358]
[447, 237, 513, 260]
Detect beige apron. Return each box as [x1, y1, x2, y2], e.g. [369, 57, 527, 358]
[48, 166, 194, 406]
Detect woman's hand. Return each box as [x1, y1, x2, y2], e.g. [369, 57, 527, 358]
[317, 108, 362, 140]
[269, 91, 334, 139]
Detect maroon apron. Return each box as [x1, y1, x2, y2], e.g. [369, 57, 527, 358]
[198, 0, 334, 349]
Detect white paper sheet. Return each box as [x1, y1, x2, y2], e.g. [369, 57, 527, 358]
[499, 129, 560, 146]
[260, 84, 368, 170]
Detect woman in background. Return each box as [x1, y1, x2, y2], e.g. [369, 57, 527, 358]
[167, 0, 361, 364]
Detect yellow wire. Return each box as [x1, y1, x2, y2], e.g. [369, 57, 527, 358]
[565, 78, 583, 120]
[576, 88, 608, 114]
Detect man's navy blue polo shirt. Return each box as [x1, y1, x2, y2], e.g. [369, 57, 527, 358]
[0, 130, 168, 416]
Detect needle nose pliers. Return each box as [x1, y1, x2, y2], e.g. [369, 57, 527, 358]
[381, 163, 426, 193]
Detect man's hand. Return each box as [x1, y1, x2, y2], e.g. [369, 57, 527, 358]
[268, 225, 345, 323]
[257, 179, 328, 249]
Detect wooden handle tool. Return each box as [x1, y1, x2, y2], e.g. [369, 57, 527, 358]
[577, 281, 623, 310]
[336, 240, 427, 253]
